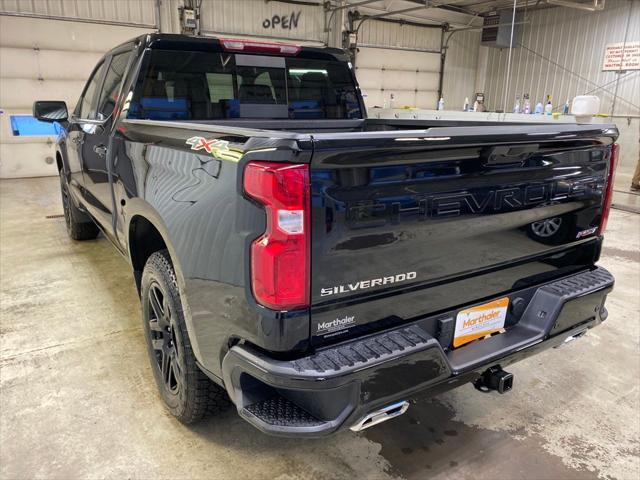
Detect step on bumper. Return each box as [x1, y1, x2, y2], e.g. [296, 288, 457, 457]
[222, 267, 614, 437]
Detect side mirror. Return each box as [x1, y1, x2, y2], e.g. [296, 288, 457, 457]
[33, 101, 68, 123]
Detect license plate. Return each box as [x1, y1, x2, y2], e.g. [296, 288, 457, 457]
[453, 297, 509, 348]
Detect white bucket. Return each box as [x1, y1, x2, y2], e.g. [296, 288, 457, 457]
[571, 95, 601, 116]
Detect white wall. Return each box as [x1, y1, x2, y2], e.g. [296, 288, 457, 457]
[482, 0, 640, 192]
[0, 0, 157, 25]
[442, 30, 482, 111]
[484, 0, 640, 116]
[0, 0, 157, 178]
[0, 14, 154, 178]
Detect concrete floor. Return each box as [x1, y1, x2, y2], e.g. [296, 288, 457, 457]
[1, 176, 639, 480]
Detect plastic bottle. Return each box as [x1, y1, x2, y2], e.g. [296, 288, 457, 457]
[463, 97, 469, 112]
[534, 101, 544, 114]
[513, 94, 521, 113]
[544, 95, 553, 115]
[562, 99, 570, 114]
[523, 94, 531, 114]
[473, 99, 479, 112]
[437, 97, 445, 111]
[389, 93, 395, 109]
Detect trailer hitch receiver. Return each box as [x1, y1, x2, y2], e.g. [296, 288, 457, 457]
[474, 366, 514, 394]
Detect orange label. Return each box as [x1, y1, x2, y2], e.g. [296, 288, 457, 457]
[453, 297, 509, 348]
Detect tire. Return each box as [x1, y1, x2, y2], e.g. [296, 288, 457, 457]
[59, 173, 99, 241]
[141, 250, 229, 423]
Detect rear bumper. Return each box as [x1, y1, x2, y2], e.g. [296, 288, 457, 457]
[222, 267, 614, 437]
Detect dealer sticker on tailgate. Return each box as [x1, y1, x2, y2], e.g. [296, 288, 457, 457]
[453, 297, 509, 348]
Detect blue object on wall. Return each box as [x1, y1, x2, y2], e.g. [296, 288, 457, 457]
[10, 115, 62, 136]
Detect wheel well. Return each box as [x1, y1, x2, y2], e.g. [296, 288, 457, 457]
[56, 153, 63, 173]
[129, 215, 168, 294]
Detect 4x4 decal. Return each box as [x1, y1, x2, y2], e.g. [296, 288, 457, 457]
[186, 136, 241, 162]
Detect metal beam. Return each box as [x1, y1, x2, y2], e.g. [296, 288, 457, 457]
[357, 43, 442, 54]
[363, 1, 431, 20]
[326, 0, 382, 11]
[0, 11, 157, 29]
[265, 0, 324, 6]
[546, 0, 605, 12]
[367, 15, 444, 28]
[155, 0, 162, 32]
[405, 0, 477, 15]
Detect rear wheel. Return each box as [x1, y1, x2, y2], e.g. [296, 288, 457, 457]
[527, 214, 574, 245]
[141, 250, 229, 423]
[59, 173, 99, 241]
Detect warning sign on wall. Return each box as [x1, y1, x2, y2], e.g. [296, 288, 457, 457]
[602, 41, 640, 71]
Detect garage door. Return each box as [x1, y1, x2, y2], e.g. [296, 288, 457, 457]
[0, 15, 154, 178]
[355, 47, 440, 111]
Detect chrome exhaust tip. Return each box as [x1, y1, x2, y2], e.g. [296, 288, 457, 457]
[563, 328, 588, 345]
[350, 401, 410, 432]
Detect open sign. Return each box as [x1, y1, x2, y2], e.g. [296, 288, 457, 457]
[262, 11, 301, 30]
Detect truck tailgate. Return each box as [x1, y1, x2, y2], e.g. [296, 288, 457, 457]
[308, 124, 617, 345]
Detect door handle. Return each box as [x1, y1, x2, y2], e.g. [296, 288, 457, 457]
[93, 145, 108, 158]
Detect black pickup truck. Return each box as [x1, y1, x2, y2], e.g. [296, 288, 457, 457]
[35, 34, 618, 437]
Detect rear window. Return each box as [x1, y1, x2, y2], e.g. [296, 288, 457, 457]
[128, 50, 361, 120]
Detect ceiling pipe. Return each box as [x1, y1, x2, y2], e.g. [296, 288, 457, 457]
[545, 0, 605, 11]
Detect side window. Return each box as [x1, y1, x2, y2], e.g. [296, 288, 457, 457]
[78, 61, 107, 120]
[97, 52, 133, 120]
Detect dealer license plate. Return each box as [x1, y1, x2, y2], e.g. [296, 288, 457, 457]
[453, 297, 509, 348]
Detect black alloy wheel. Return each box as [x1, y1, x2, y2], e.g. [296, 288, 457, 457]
[147, 282, 183, 396]
[60, 174, 72, 234]
[141, 250, 229, 423]
[58, 172, 99, 240]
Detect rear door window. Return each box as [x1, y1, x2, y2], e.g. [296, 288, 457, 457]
[129, 49, 361, 120]
[77, 61, 107, 120]
[96, 51, 133, 120]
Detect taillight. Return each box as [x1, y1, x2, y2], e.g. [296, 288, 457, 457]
[221, 38, 301, 56]
[599, 143, 619, 234]
[244, 162, 310, 310]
